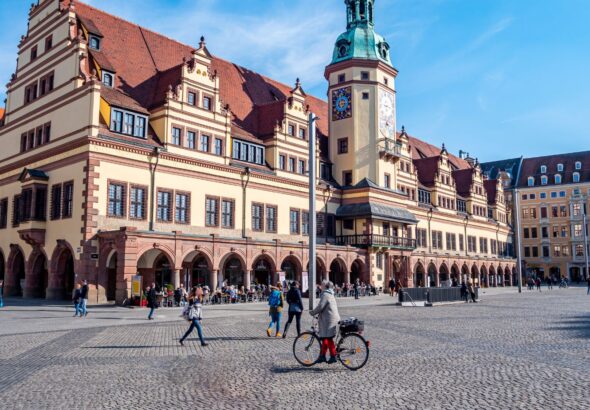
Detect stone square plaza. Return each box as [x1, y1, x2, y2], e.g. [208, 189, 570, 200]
[0, 288, 589, 410]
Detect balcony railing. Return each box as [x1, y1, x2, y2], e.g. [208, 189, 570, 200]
[336, 234, 417, 250]
[379, 140, 402, 159]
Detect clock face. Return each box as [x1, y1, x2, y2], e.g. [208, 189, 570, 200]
[332, 87, 352, 121]
[379, 89, 395, 139]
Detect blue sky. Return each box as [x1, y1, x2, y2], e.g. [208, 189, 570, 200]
[1, 0, 589, 162]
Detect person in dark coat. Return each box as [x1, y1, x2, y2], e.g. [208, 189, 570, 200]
[388, 278, 396, 297]
[460, 282, 468, 303]
[282, 281, 304, 338]
[146, 283, 158, 320]
[354, 278, 360, 299]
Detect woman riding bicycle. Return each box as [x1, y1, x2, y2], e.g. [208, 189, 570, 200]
[309, 280, 341, 364]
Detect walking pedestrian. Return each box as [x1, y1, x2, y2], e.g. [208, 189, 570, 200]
[546, 277, 552, 290]
[535, 277, 542, 292]
[388, 278, 395, 297]
[354, 278, 360, 300]
[587, 276, 590, 295]
[394, 280, 401, 298]
[460, 282, 468, 303]
[282, 281, 303, 338]
[72, 284, 82, 317]
[79, 280, 89, 317]
[309, 280, 341, 364]
[0, 279, 4, 308]
[467, 281, 477, 303]
[266, 283, 284, 337]
[146, 283, 157, 320]
[179, 288, 208, 346]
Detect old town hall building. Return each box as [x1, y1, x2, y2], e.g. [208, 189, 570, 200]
[0, 0, 515, 304]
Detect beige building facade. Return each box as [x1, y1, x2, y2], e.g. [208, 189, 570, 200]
[485, 153, 590, 282]
[0, 0, 515, 304]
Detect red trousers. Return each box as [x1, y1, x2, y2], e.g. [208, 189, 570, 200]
[321, 338, 336, 357]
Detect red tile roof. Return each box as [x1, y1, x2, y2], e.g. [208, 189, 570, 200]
[452, 168, 475, 197]
[413, 156, 440, 187]
[483, 179, 498, 205]
[71, 1, 487, 175]
[517, 151, 590, 187]
[74, 1, 329, 141]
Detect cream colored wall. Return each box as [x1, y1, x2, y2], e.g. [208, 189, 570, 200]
[93, 147, 335, 241]
[0, 158, 87, 264]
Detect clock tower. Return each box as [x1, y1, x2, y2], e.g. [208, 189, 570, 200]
[325, 0, 400, 187]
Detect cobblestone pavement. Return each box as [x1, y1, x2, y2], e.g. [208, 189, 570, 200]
[0, 288, 589, 409]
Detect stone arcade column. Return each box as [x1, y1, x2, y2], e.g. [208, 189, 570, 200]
[172, 268, 181, 289]
[245, 270, 252, 289]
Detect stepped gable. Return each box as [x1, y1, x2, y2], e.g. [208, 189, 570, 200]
[73, 1, 329, 142]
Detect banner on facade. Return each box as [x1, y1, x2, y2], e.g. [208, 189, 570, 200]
[302, 273, 309, 293]
[131, 275, 142, 297]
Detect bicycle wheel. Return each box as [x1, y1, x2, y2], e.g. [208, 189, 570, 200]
[337, 333, 369, 371]
[293, 332, 322, 367]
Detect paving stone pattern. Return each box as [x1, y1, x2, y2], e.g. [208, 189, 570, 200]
[0, 288, 589, 409]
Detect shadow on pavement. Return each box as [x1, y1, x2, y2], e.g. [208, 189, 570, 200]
[548, 314, 590, 339]
[270, 365, 342, 374]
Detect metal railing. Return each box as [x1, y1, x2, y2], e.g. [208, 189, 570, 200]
[336, 234, 417, 249]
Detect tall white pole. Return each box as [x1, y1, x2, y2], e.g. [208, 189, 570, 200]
[308, 112, 317, 310]
[514, 188, 523, 293]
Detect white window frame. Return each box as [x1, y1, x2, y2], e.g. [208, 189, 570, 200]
[575, 161, 582, 170]
[554, 174, 562, 184]
[102, 71, 114, 87]
[527, 177, 534, 187]
[540, 165, 547, 174]
[557, 163, 564, 172]
[573, 172, 580, 183]
[110, 107, 148, 138]
[541, 175, 548, 185]
[89, 36, 101, 50]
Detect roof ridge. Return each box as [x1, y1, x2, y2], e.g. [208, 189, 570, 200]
[75, 1, 328, 105]
[523, 150, 590, 161]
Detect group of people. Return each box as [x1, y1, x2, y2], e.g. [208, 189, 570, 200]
[314, 278, 377, 300]
[388, 279, 402, 297]
[72, 280, 90, 317]
[266, 280, 340, 363]
[460, 281, 477, 303]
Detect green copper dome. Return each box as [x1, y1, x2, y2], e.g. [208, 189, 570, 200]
[330, 0, 393, 67]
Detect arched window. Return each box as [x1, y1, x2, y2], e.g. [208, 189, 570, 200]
[541, 176, 548, 185]
[575, 161, 582, 170]
[527, 177, 534, 187]
[555, 174, 562, 184]
[573, 172, 580, 183]
[557, 163, 564, 172]
[540, 165, 547, 174]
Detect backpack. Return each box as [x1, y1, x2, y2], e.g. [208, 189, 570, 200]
[182, 304, 202, 321]
[268, 290, 281, 308]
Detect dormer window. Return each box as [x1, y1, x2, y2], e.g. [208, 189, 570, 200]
[89, 36, 101, 50]
[102, 72, 114, 87]
[554, 174, 562, 184]
[557, 163, 564, 172]
[110, 108, 147, 138]
[540, 165, 547, 173]
[575, 161, 582, 170]
[573, 172, 580, 183]
[527, 177, 535, 187]
[541, 176, 548, 185]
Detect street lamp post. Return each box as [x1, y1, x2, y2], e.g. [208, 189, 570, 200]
[308, 112, 319, 310]
[514, 188, 523, 293]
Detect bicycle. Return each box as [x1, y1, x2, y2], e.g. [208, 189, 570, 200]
[559, 279, 568, 289]
[293, 316, 370, 371]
